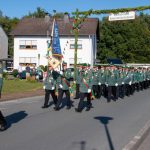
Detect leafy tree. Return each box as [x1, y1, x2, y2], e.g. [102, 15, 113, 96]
[0, 15, 19, 56]
[97, 14, 150, 63]
[24, 7, 48, 18]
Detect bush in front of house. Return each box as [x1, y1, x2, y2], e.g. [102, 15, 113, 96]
[12, 69, 19, 78]
[44, 65, 48, 72]
[3, 72, 8, 79]
[39, 65, 48, 72]
[39, 65, 45, 72]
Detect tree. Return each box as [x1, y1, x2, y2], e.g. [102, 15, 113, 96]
[97, 14, 150, 63]
[0, 15, 19, 56]
[24, 7, 48, 18]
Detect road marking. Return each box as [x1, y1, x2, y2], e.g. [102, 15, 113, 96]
[122, 120, 150, 150]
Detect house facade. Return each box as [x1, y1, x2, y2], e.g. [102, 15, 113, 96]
[0, 26, 8, 60]
[11, 17, 99, 69]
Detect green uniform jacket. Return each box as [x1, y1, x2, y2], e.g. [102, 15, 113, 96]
[124, 71, 131, 84]
[75, 69, 81, 84]
[106, 70, 118, 86]
[92, 69, 99, 85]
[117, 70, 124, 85]
[57, 69, 72, 90]
[79, 70, 92, 93]
[99, 70, 106, 85]
[43, 70, 58, 90]
[139, 71, 144, 82]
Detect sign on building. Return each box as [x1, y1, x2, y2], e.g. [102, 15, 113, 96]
[109, 11, 135, 21]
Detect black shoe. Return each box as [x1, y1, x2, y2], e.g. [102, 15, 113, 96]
[75, 108, 82, 113]
[74, 97, 79, 99]
[66, 106, 71, 110]
[53, 107, 60, 111]
[107, 99, 111, 103]
[41, 105, 49, 109]
[0, 124, 7, 131]
[85, 107, 90, 111]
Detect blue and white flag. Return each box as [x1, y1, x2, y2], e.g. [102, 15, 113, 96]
[52, 21, 62, 56]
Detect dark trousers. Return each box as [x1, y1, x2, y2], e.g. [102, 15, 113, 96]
[119, 85, 125, 98]
[98, 85, 102, 98]
[107, 86, 119, 101]
[92, 85, 101, 98]
[125, 84, 131, 96]
[135, 83, 140, 92]
[75, 84, 80, 98]
[44, 89, 58, 106]
[102, 84, 107, 97]
[77, 93, 91, 110]
[0, 111, 6, 126]
[140, 82, 144, 90]
[56, 89, 71, 108]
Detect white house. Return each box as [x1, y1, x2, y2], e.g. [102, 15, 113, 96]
[11, 17, 99, 69]
[0, 26, 8, 60]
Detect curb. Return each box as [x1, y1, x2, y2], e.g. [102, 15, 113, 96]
[122, 120, 150, 150]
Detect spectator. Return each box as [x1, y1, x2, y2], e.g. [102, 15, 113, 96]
[18, 63, 22, 79]
[25, 64, 31, 79]
[31, 65, 36, 80]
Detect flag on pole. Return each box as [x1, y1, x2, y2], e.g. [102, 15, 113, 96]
[52, 20, 62, 57]
[47, 19, 62, 69]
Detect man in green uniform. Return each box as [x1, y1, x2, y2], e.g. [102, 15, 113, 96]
[106, 65, 119, 102]
[99, 65, 107, 98]
[54, 62, 72, 110]
[0, 62, 7, 131]
[74, 64, 82, 99]
[75, 64, 93, 112]
[92, 65, 100, 99]
[42, 64, 58, 108]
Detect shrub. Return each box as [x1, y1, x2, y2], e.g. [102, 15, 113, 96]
[44, 65, 48, 72]
[3, 72, 8, 79]
[39, 65, 45, 71]
[12, 69, 18, 77]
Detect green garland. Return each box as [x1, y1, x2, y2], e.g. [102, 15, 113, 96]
[72, 5, 150, 16]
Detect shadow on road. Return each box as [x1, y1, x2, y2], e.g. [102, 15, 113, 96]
[94, 116, 114, 150]
[5, 110, 28, 129]
[71, 140, 98, 150]
[60, 97, 74, 109]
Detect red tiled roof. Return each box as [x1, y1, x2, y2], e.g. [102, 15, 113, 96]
[11, 17, 99, 36]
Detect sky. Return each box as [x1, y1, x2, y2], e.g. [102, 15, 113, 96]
[0, 0, 150, 18]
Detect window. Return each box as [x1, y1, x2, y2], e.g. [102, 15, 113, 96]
[19, 40, 37, 49]
[19, 57, 36, 64]
[70, 44, 82, 49]
[69, 58, 82, 64]
[70, 40, 82, 49]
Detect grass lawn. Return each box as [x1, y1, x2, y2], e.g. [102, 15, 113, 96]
[2, 79, 43, 95]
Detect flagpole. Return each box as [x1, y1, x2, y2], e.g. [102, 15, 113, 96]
[47, 16, 55, 69]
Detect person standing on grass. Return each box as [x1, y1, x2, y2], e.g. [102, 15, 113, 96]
[18, 63, 23, 79]
[25, 63, 31, 79]
[0, 61, 7, 131]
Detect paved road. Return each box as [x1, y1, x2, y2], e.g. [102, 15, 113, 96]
[0, 89, 150, 150]
[137, 132, 150, 150]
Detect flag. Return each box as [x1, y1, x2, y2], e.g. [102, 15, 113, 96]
[47, 19, 62, 69]
[52, 21, 62, 57]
